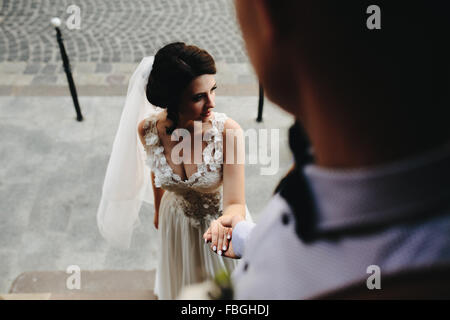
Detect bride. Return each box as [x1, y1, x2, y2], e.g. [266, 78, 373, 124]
[97, 42, 252, 299]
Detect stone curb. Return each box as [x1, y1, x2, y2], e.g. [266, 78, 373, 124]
[0, 83, 259, 96]
[0, 62, 258, 88]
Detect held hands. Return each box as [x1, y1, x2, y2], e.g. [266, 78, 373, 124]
[203, 218, 233, 258]
[203, 214, 244, 259]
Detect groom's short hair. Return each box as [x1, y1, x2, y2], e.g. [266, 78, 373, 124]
[266, 0, 450, 109]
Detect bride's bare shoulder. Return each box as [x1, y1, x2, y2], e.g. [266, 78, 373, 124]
[221, 117, 244, 151]
[223, 116, 243, 131]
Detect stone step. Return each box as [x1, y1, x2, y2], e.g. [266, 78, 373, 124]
[0, 82, 259, 96]
[0, 61, 259, 96]
[3, 270, 157, 300]
[0, 291, 156, 300]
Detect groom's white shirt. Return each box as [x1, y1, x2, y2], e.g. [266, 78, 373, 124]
[231, 142, 450, 299]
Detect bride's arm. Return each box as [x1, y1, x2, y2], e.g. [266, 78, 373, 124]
[222, 118, 246, 220]
[138, 120, 165, 229]
[150, 171, 164, 229]
[207, 118, 246, 255]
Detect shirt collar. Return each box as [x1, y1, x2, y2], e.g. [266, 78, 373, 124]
[303, 141, 450, 233]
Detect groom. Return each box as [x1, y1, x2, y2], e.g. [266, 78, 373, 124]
[205, 1, 450, 298]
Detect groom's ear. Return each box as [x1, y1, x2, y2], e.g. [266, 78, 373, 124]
[253, 0, 276, 45]
[235, 0, 276, 47]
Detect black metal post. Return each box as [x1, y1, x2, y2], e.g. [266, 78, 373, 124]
[256, 83, 264, 122]
[54, 26, 83, 121]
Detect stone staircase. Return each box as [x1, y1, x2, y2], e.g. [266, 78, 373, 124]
[0, 270, 157, 300]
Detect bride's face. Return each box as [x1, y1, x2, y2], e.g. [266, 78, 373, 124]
[178, 74, 217, 122]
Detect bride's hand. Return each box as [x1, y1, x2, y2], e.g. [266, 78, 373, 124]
[204, 229, 237, 259]
[203, 216, 238, 258]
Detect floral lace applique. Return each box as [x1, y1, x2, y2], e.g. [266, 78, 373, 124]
[143, 112, 227, 188]
[174, 190, 223, 228]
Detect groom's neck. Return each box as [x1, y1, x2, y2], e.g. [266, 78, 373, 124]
[292, 85, 450, 169]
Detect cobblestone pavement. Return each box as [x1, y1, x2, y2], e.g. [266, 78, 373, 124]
[0, 0, 247, 63]
[0, 0, 256, 95]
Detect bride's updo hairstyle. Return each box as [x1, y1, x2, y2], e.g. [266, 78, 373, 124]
[146, 42, 216, 134]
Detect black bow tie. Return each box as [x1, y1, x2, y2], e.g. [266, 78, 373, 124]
[274, 121, 317, 243]
[275, 121, 450, 243]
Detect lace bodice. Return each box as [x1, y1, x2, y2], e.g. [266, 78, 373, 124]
[142, 110, 228, 226]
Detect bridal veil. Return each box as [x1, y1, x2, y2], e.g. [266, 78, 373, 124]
[97, 56, 156, 249]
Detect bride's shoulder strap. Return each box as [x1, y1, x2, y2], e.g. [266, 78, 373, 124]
[142, 108, 166, 134]
[139, 117, 154, 137]
[139, 111, 163, 149]
[214, 112, 227, 122]
[212, 112, 228, 133]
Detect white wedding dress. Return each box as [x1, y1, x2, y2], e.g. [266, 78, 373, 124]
[141, 109, 249, 300]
